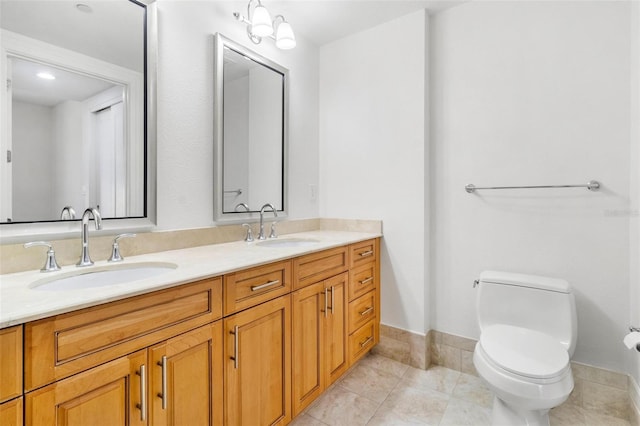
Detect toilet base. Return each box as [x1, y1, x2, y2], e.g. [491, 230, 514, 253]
[492, 396, 550, 426]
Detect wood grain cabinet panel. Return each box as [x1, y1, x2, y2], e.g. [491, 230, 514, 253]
[348, 320, 379, 365]
[292, 272, 348, 416]
[224, 295, 291, 426]
[349, 263, 376, 302]
[224, 261, 291, 315]
[0, 397, 23, 426]
[293, 247, 348, 290]
[25, 277, 222, 391]
[0, 325, 22, 403]
[349, 290, 377, 334]
[348, 239, 377, 269]
[25, 350, 147, 426]
[149, 322, 223, 426]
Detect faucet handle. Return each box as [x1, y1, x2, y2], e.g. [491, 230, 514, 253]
[269, 222, 278, 239]
[242, 223, 254, 242]
[108, 233, 137, 262]
[24, 241, 61, 272]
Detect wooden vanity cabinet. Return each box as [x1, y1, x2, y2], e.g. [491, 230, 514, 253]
[6, 236, 381, 426]
[291, 272, 348, 416]
[223, 295, 291, 426]
[0, 325, 23, 426]
[347, 239, 380, 365]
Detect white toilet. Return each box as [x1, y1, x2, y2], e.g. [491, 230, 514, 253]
[473, 271, 577, 426]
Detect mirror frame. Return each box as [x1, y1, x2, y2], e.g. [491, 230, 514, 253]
[0, 0, 157, 243]
[213, 33, 289, 223]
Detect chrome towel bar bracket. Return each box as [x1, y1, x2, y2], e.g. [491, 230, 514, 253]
[465, 180, 600, 194]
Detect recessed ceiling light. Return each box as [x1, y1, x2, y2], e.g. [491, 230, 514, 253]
[37, 72, 56, 80]
[76, 3, 93, 13]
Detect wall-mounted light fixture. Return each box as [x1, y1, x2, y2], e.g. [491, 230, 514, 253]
[233, 0, 296, 50]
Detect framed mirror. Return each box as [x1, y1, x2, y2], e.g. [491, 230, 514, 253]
[213, 33, 288, 222]
[0, 0, 157, 240]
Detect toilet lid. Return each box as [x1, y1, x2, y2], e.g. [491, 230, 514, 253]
[479, 324, 569, 379]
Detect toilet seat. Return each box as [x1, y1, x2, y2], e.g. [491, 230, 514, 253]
[479, 324, 570, 380]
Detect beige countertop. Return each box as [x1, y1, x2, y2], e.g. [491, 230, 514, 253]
[0, 230, 380, 328]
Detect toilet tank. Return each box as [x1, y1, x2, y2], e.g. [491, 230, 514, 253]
[476, 271, 577, 356]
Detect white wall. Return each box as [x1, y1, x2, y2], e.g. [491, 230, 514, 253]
[630, 0, 640, 385]
[223, 75, 250, 210]
[319, 11, 428, 334]
[11, 101, 54, 221]
[431, 0, 632, 371]
[155, 0, 319, 229]
[52, 100, 85, 217]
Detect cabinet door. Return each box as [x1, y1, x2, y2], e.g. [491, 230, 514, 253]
[224, 295, 291, 426]
[324, 272, 348, 384]
[25, 350, 147, 426]
[292, 282, 325, 416]
[0, 325, 22, 403]
[149, 322, 223, 426]
[0, 397, 22, 426]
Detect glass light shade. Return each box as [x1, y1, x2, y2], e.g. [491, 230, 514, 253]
[251, 5, 273, 37]
[275, 21, 296, 49]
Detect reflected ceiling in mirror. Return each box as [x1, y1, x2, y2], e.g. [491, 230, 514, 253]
[213, 33, 288, 221]
[0, 0, 148, 224]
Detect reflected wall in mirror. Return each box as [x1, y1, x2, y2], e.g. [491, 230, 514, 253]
[0, 0, 150, 224]
[213, 33, 288, 221]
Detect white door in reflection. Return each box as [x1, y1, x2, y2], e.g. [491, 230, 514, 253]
[92, 101, 126, 218]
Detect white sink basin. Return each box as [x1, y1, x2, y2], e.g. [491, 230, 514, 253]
[30, 262, 178, 291]
[256, 238, 320, 248]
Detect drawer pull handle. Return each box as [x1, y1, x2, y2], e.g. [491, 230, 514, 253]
[230, 326, 239, 369]
[323, 288, 328, 318]
[157, 356, 167, 409]
[251, 279, 280, 291]
[136, 364, 147, 421]
[359, 277, 373, 285]
[359, 250, 374, 257]
[359, 306, 374, 316]
[359, 336, 374, 348]
[330, 286, 335, 314]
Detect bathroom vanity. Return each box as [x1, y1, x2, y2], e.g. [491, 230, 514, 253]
[0, 232, 380, 426]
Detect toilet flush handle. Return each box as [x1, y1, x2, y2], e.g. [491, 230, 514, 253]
[473, 279, 480, 288]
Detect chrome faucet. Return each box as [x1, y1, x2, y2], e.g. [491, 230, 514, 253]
[60, 205, 76, 220]
[77, 207, 102, 267]
[258, 203, 277, 240]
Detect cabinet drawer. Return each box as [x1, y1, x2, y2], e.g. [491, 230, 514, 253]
[349, 239, 377, 269]
[293, 247, 348, 290]
[348, 320, 379, 365]
[349, 263, 376, 302]
[224, 261, 291, 315]
[25, 277, 222, 391]
[349, 290, 377, 334]
[0, 325, 22, 403]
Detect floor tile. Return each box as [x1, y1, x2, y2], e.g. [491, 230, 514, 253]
[439, 397, 492, 426]
[451, 373, 494, 408]
[289, 413, 328, 426]
[402, 365, 460, 395]
[306, 385, 379, 426]
[339, 363, 402, 403]
[373, 383, 450, 425]
[358, 353, 410, 378]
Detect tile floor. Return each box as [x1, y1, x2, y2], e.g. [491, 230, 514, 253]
[290, 353, 632, 426]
